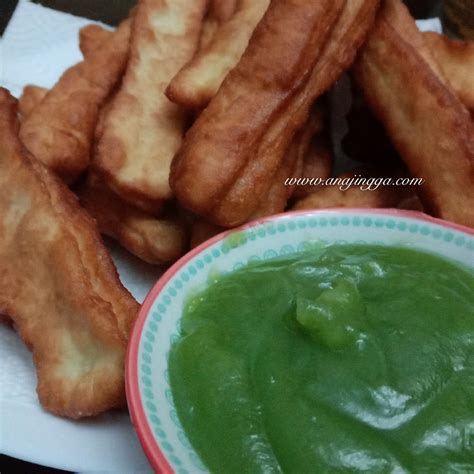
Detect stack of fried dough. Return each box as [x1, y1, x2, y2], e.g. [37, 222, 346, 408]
[1, 0, 473, 418]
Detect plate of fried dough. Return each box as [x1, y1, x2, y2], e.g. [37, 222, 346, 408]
[0, 0, 473, 471]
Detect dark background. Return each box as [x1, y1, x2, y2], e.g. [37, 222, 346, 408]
[0, 0, 443, 473]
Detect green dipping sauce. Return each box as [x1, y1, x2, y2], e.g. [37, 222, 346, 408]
[169, 244, 474, 473]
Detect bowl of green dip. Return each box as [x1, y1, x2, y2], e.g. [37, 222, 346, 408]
[126, 209, 474, 473]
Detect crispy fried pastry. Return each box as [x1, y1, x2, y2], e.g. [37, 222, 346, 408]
[79, 24, 114, 58]
[191, 107, 330, 246]
[171, 0, 380, 227]
[354, 0, 474, 227]
[252, 106, 329, 218]
[198, 0, 238, 52]
[291, 104, 333, 199]
[167, 0, 270, 110]
[171, 0, 344, 226]
[0, 89, 138, 418]
[293, 166, 422, 211]
[209, 0, 238, 23]
[19, 20, 131, 184]
[78, 174, 187, 264]
[18, 85, 48, 119]
[93, 0, 207, 211]
[250, 136, 302, 220]
[190, 125, 316, 247]
[424, 31, 474, 112]
[291, 135, 333, 200]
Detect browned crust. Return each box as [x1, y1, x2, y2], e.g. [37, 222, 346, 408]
[92, 0, 207, 209]
[19, 20, 131, 184]
[290, 103, 333, 199]
[198, 0, 238, 52]
[79, 24, 114, 58]
[171, 0, 380, 227]
[18, 85, 48, 119]
[78, 174, 188, 264]
[167, 0, 270, 110]
[354, 0, 474, 227]
[424, 31, 474, 112]
[0, 89, 139, 418]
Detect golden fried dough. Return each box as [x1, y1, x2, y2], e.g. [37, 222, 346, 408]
[250, 138, 302, 220]
[293, 167, 421, 211]
[251, 106, 328, 218]
[79, 174, 187, 265]
[198, 0, 238, 52]
[167, 0, 270, 110]
[171, 0, 344, 225]
[18, 85, 48, 119]
[0, 89, 138, 418]
[79, 24, 114, 58]
[424, 31, 474, 111]
[93, 0, 207, 211]
[209, 0, 238, 23]
[190, 129, 309, 247]
[354, 0, 474, 227]
[292, 136, 334, 200]
[289, 104, 333, 199]
[171, 0, 380, 227]
[19, 20, 131, 184]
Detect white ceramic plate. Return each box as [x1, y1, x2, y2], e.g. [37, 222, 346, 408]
[0, 241, 162, 473]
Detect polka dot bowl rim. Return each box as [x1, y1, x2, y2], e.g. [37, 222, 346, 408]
[126, 209, 474, 474]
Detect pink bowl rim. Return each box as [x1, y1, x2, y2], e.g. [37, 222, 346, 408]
[125, 208, 474, 473]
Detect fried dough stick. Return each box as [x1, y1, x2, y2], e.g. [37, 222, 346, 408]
[291, 103, 333, 199]
[292, 136, 334, 199]
[167, 0, 270, 110]
[354, 0, 474, 227]
[18, 85, 48, 119]
[251, 105, 331, 217]
[72, 23, 187, 262]
[19, 20, 131, 184]
[293, 166, 422, 211]
[171, 0, 380, 227]
[0, 89, 139, 418]
[199, 0, 238, 52]
[217, 0, 381, 226]
[171, 0, 345, 225]
[79, 24, 114, 57]
[93, 0, 207, 211]
[78, 175, 187, 265]
[190, 107, 331, 247]
[424, 32, 474, 112]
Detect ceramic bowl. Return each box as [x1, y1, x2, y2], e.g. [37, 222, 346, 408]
[126, 209, 474, 473]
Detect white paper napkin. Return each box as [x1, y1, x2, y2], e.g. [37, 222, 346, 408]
[0, 0, 111, 97]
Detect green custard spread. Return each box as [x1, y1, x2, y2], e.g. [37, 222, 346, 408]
[169, 244, 474, 473]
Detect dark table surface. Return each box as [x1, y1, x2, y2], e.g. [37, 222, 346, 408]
[0, 0, 443, 473]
